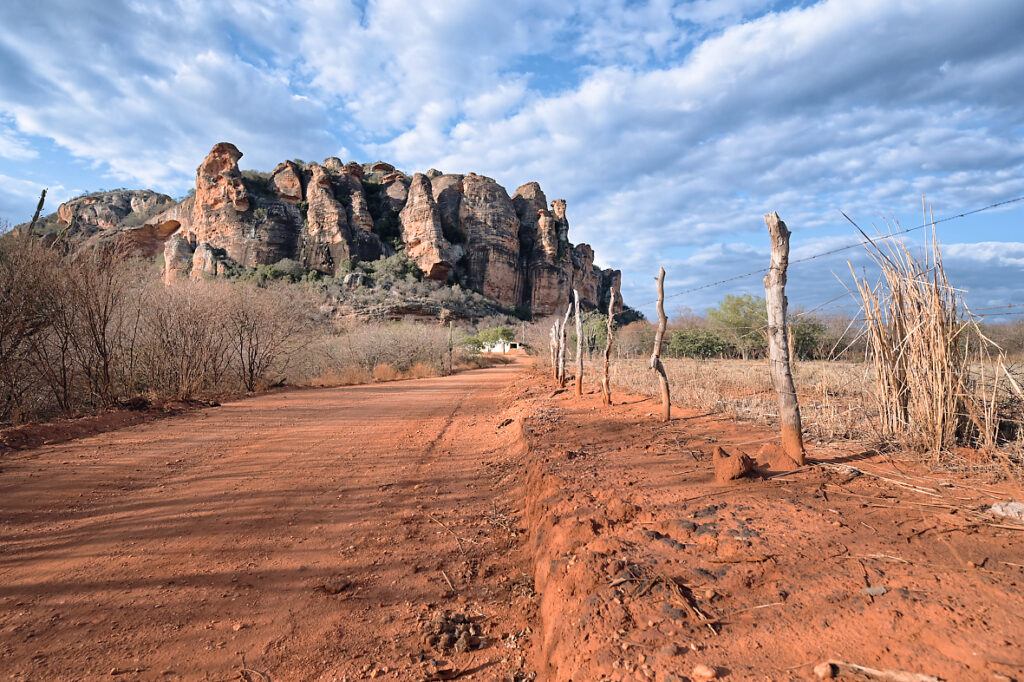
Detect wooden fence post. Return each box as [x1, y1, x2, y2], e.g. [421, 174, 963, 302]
[550, 321, 558, 379]
[763, 212, 805, 466]
[602, 288, 616, 405]
[558, 304, 572, 388]
[447, 320, 454, 375]
[650, 267, 671, 422]
[574, 290, 584, 396]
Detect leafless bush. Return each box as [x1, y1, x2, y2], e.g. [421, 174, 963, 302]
[139, 281, 232, 400]
[0, 234, 62, 420]
[222, 282, 315, 391]
[337, 322, 450, 374]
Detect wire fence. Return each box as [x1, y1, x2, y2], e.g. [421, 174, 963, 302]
[632, 193, 1024, 309]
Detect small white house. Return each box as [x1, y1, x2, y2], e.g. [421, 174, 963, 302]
[482, 340, 525, 354]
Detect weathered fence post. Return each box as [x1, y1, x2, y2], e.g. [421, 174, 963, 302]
[573, 289, 584, 396]
[602, 288, 616, 406]
[550, 321, 558, 379]
[763, 212, 805, 466]
[447, 320, 454, 375]
[650, 267, 671, 422]
[558, 304, 572, 388]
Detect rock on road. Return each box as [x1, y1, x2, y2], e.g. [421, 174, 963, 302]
[0, 360, 535, 681]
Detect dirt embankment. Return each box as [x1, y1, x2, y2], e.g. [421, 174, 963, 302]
[512, 371, 1024, 681]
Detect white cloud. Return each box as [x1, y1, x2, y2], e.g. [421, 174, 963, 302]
[1, 0, 1023, 314]
[0, 0, 330, 190]
[0, 120, 36, 160]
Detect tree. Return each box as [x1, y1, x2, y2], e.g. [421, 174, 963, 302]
[477, 326, 515, 346]
[667, 328, 729, 359]
[790, 317, 828, 360]
[707, 294, 768, 360]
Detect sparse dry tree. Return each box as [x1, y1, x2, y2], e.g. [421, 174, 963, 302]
[0, 233, 59, 420]
[650, 267, 670, 421]
[64, 242, 146, 407]
[141, 281, 232, 400]
[224, 282, 314, 392]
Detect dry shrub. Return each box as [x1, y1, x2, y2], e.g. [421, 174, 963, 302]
[337, 366, 373, 385]
[337, 321, 449, 374]
[372, 363, 400, 381]
[851, 225, 1022, 456]
[0, 235, 320, 422]
[141, 281, 232, 399]
[405, 362, 436, 379]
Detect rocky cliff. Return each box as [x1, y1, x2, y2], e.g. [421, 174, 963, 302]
[22, 143, 624, 317]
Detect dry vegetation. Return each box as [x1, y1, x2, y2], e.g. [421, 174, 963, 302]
[0, 233, 502, 426]
[528, 231, 1024, 479]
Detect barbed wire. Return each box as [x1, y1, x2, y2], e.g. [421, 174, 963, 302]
[634, 193, 1024, 307]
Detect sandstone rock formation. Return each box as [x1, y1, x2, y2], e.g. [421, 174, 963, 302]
[269, 161, 303, 204]
[163, 233, 194, 284]
[399, 174, 455, 280]
[56, 189, 174, 232]
[22, 142, 628, 318]
[191, 242, 218, 280]
[303, 164, 354, 273]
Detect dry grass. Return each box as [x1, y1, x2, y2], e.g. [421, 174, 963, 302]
[850, 222, 1024, 470]
[593, 357, 874, 444]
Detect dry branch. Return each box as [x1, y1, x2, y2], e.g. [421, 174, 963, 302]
[814, 660, 940, 682]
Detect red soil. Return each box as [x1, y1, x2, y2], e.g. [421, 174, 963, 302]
[2, 359, 1023, 681]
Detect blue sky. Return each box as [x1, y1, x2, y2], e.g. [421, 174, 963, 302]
[1, 0, 1023, 319]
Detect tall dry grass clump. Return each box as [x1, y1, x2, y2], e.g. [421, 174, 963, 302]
[851, 225, 1021, 457]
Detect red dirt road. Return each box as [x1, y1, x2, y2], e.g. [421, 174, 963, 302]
[1, 361, 537, 681]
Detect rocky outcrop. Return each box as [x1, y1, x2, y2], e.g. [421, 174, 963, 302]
[457, 173, 522, 303]
[189, 142, 254, 265]
[399, 174, 455, 280]
[23, 142, 627, 317]
[163, 233, 194, 284]
[302, 164, 354, 273]
[571, 244, 600, 307]
[512, 182, 570, 315]
[55, 190, 174, 233]
[190, 242, 218, 280]
[269, 161, 303, 204]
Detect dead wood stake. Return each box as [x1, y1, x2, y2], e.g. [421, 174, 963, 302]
[550, 321, 558, 380]
[602, 287, 616, 405]
[650, 267, 670, 421]
[763, 212, 805, 465]
[558, 303, 572, 387]
[573, 289, 583, 397]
